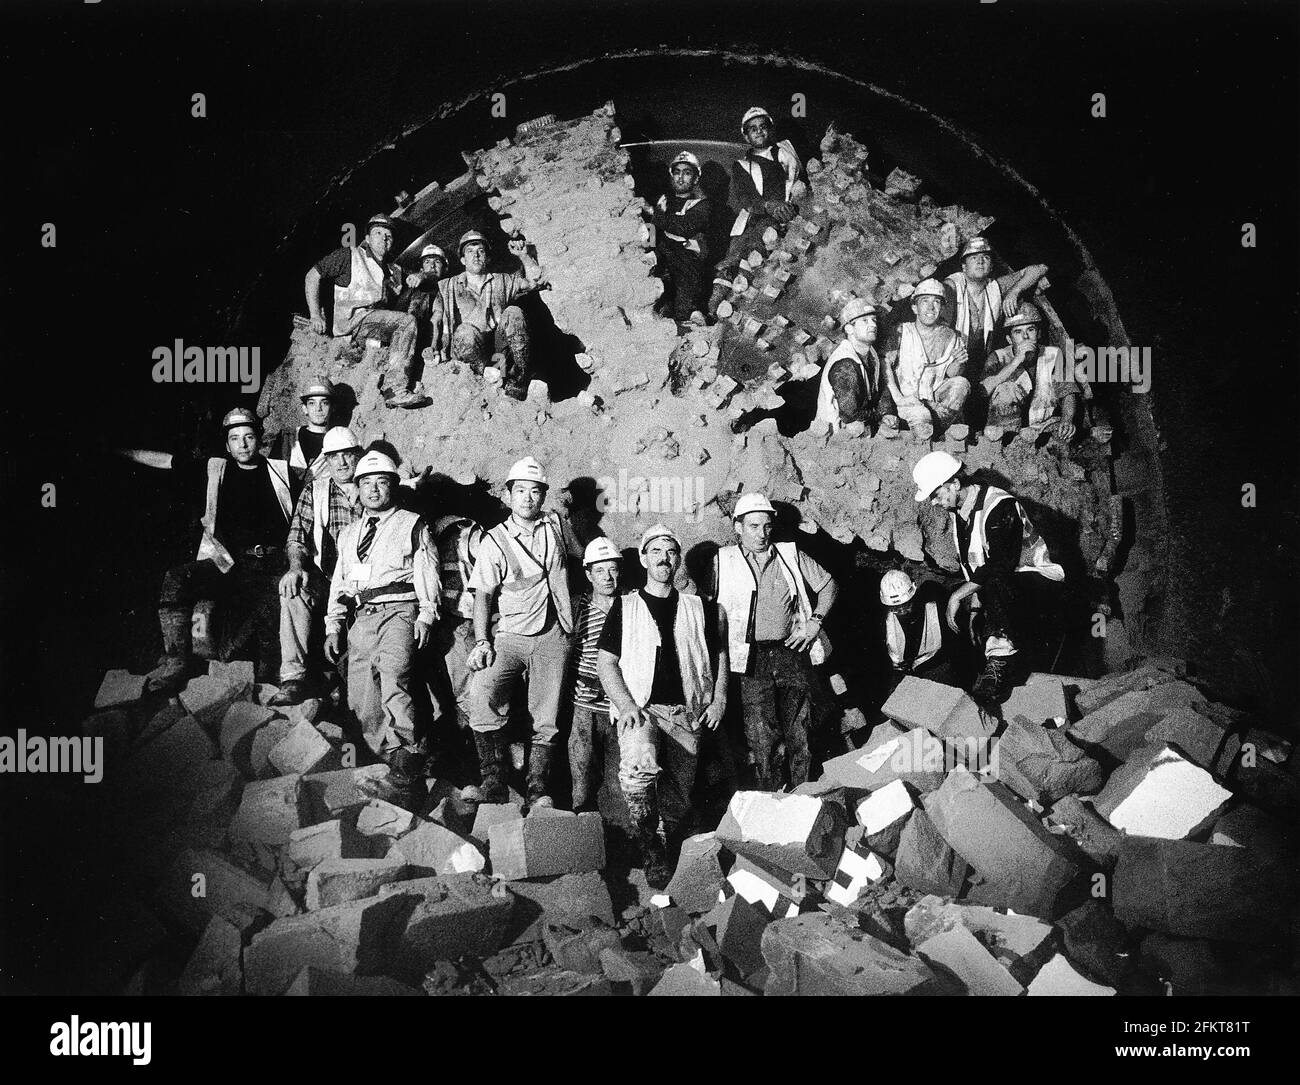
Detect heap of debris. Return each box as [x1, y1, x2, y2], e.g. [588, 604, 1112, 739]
[78, 655, 1297, 995]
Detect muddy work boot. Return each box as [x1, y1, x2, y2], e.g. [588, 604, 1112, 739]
[468, 731, 510, 804]
[267, 678, 311, 708]
[382, 380, 433, 410]
[526, 744, 555, 809]
[972, 654, 1016, 705]
[387, 746, 430, 813]
[625, 789, 672, 890]
[145, 607, 194, 693]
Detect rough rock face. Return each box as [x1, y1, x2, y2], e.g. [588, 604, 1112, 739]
[258, 104, 1114, 581]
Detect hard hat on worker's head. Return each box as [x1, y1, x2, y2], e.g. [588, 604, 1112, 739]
[458, 229, 489, 254]
[740, 106, 773, 133]
[960, 236, 993, 260]
[505, 456, 547, 488]
[366, 214, 397, 237]
[1004, 300, 1044, 330]
[912, 450, 964, 502]
[222, 407, 260, 432]
[669, 150, 702, 177]
[420, 243, 448, 262]
[732, 492, 777, 521]
[911, 278, 946, 300]
[840, 297, 880, 327]
[300, 376, 335, 402]
[583, 537, 623, 567]
[639, 523, 681, 555]
[354, 450, 400, 480]
[880, 569, 918, 607]
[321, 426, 362, 455]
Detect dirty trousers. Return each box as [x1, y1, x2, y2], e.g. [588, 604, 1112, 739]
[896, 376, 971, 428]
[469, 624, 568, 746]
[568, 703, 612, 810]
[449, 306, 530, 390]
[659, 243, 708, 321]
[161, 553, 285, 678]
[718, 212, 780, 277]
[278, 568, 329, 683]
[346, 599, 419, 755]
[428, 616, 476, 726]
[617, 703, 701, 830]
[351, 308, 419, 393]
[739, 641, 817, 790]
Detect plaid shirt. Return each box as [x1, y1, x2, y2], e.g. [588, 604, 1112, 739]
[285, 475, 362, 578]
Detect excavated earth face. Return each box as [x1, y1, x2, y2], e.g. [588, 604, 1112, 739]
[260, 104, 1114, 587]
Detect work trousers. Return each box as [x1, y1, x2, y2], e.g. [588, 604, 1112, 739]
[896, 376, 971, 430]
[351, 308, 419, 393]
[617, 703, 701, 832]
[346, 599, 419, 755]
[977, 570, 1066, 669]
[449, 306, 530, 391]
[160, 552, 285, 680]
[718, 212, 780, 277]
[278, 568, 329, 683]
[568, 702, 613, 811]
[659, 243, 708, 321]
[469, 624, 568, 746]
[428, 615, 476, 727]
[738, 641, 819, 791]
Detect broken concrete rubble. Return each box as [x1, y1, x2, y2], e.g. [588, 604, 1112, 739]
[715, 791, 846, 879]
[883, 677, 994, 743]
[914, 923, 1023, 996]
[996, 716, 1105, 806]
[819, 721, 946, 793]
[489, 811, 605, 879]
[379, 874, 515, 978]
[1026, 953, 1116, 995]
[893, 809, 972, 897]
[390, 819, 485, 875]
[665, 832, 729, 914]
[305, 857, 410, 910]
[1093, 743, 1232, 839]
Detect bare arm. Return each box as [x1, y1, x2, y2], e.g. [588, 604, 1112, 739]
[304, 267, 326, 333]
[118, 449, 174, 470]
[1001, 264, 1049, 317]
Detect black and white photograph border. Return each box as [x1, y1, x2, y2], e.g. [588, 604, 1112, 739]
[4, 0, 1297, 1053]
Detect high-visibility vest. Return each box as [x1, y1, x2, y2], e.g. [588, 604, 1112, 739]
[483, 512, 573, 634]
[952, 485, 1065, 583]
[288, 427, 327, 482]
[332, 245, 388, 336]
[896, 323, 960, 403]
[946, 272, 1002, 352]
[730, 139, 801, 237]
[615, 591, 712, 715]
[433, 515, 483, 621]
[716, 541, 827, 673]
[991, 345, 1065, 426]
[198, 456, 292, 573]
[815, 340, 881, 431]
[885, 601, 943, 671]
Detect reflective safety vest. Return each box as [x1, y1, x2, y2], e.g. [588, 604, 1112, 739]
[433, 515, 484, 621]
[308, 473, 360, 577]
[952, 485, 1065, 583]
[615, 591, 712, 715]
[896, 323, 961, 403]
[815, 340, 881, 431]
[289, 427, 327, 482]
[946, 272, 1002, 352]
[198, 456, 292, 574]
[483, 512, 573, 634]
[885, 601, 943, 671]
[730, 139, 801, 237]
[332, 245, 388, 336]
[716, 541, 827, 674]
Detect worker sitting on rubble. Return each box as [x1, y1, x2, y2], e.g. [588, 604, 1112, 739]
[883, 278, 971, 436]
[269, 426, 365, 707]
[120, 407, 293, 692]
[913, 450, 1066, 703]
[981, 301, 1082, 440]
[465, 457, 576, 807]
[435, 230, 544, 401]
[325, 450, 439, 810]
[279, 376, 337, 491]
[712, 492, 838, 791]
[707, 106, 802, 317]
[304, 213, 431, 411]
[597, 525, 729, 888]
[652, 150, 712, 329]
[568, 537, 623, 813]
[394, 243, 450, 360]
[944, 236, 1049, 380]
[814, 297, 899, 434]
[877, 569, 957, 696]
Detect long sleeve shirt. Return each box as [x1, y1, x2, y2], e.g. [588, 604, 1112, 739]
[325, 506, 439, 633]
[653, 193, 712, 258]
[285, 475, 362, 578]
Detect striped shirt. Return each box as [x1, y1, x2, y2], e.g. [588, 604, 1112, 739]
[572, 593, 612, 711]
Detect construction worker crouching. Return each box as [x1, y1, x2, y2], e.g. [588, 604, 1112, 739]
[597, 525, 729, 888]
[271, 426, 365, 707]
[877, 569, 957, 696]
[943, 236, 1048, 382]
[568, 537, 623, 814]
[120, 407, 293, 692]
[981, 301, 1082, 440]
[883, 278, 971, 437]
[814, 297, 899, 434]
[652, 150, 712, 328]
[465, 457, 574, 807]
[395, 243, 450, 360]
[279, 376, 337, 490]
[325, 450, 440, 810]
[713, 493, 838, 791]
[913, 451, 1066, 704]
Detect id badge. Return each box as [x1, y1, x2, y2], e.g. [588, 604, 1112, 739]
[350, 563, 372, 587]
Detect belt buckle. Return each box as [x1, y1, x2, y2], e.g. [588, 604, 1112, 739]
[251, 544, 267, 558]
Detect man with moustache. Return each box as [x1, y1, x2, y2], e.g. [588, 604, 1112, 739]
[814, 297, 898, 434]
[652, 150, 713, 327]
[882, 278, 971, 437]
[943, 236, 1048, 381]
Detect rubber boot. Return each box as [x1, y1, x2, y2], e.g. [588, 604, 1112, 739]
[526, 744, 555, 809]
[625, 789, 672, 890]
[145, 607, 193, 693]
[470, 731, 509, 804]
[387, 746, 430, 814]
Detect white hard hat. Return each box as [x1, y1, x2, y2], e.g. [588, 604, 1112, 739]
[505, 456, 548, 487]
[639, 523, 681, 554]
[840, 297, 880, 326]
[321, 426, 362, 455]
[741, 106, 773, 133]
[583, 537, 623, 566]
[960, 236, 993, 259]
[420, 243, 447, 261]
[670, 150, 702, 175]
[912, 278, 946, 299]
[1003, 300, 1044, 330]
[355, 450, 400, 480]
[913, 450, 963, 501]
[733, 492, 777, 521]
[300, 376, 336, 401]
[221, 407, 260, 431]
[880, 570, 917, 607]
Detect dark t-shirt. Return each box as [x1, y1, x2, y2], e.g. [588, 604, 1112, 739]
[217, 459, 289, 552]
[598, 589, 718, 706]
[297, 426, 325, 467]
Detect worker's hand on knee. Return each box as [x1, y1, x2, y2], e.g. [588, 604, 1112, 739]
[468, 641, 495, 671]
[325, 632, 343, 664]
[279, 569, 307, 599]
[310, 314, 327, 335]
[413, 618, 433, 650]
[1056, 420, 1077, 442]
[617, 706, 649, 737]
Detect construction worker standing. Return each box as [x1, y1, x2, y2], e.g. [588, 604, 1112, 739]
[325, 450, 439, 809]
[568, 537, 623, 813]
[943, 236, 1048, 379]
[815, 297, 898, 434]
[652, 150, 712, 328]
[120, 407, 293, 691]
[912, 450, 1065, 703]
[981, 301, 1082, 440]
[597, 525, 729, 888]
[877, 569, 957, 696]
[883, 278, 971, 437]
[424, 512, 485, 757]
[278, 376, 337, 491]
[270, 426, 365, 707]
[465, 457, 575, 807]
[712, 492, 838, 791]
